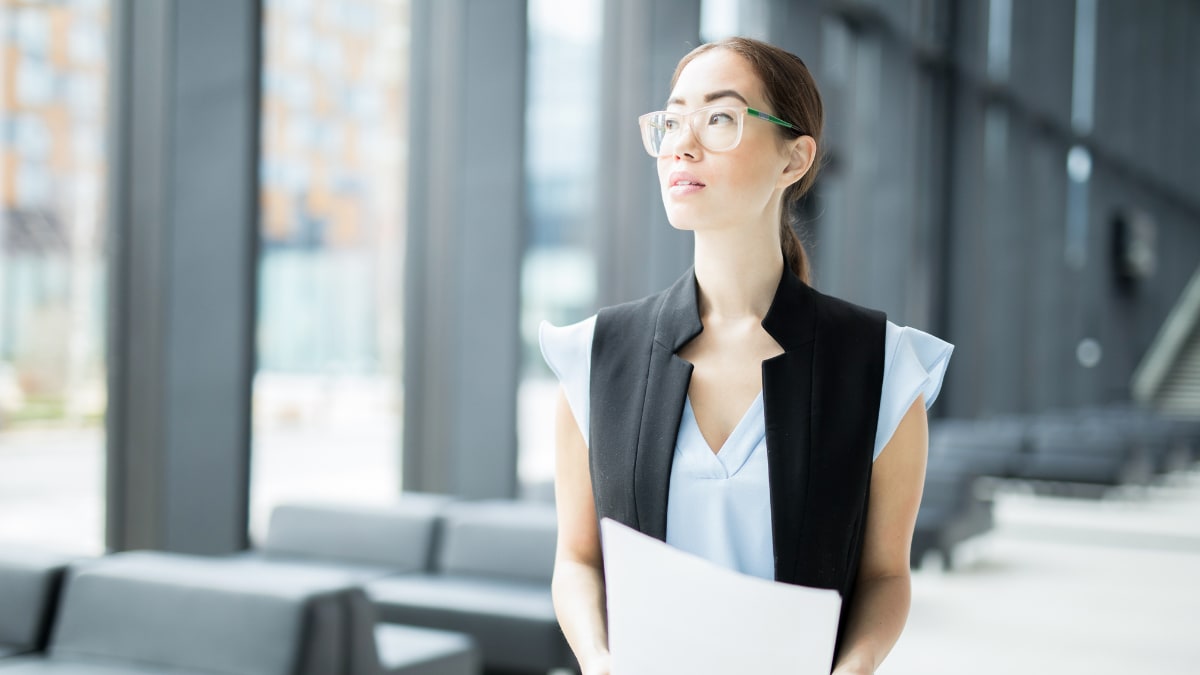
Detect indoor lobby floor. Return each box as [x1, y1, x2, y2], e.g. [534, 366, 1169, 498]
[2, 426, 1198, 673]
[883, 471, 1200, 674]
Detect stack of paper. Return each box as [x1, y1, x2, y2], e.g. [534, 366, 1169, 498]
[600, 518, 842, 674]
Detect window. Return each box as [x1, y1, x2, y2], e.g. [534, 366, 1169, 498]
[251, 0, 410, 540]
[0, 0, 110, 554]
[517, 0, 604, 498]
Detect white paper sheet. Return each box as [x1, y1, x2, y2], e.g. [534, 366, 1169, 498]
[600, 518, 842, 675]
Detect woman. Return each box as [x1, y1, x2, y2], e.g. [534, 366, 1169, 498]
[540, 37, 952, 674]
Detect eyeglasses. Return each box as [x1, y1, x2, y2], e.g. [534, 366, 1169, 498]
[637, 105, 802, 158]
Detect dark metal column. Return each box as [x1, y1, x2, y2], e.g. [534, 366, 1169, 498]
[403, 0, 526, 499]
[105, 0, 261, 553]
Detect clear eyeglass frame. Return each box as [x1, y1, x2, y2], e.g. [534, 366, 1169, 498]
[637, 105, 802, 158]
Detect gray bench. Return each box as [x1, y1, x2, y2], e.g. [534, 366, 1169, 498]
[366, 500, 575, 674]
[0, 551, 478, 675]
[0, 550, 74, 659]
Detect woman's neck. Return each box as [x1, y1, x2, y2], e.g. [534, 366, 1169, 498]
[692, 225, 784, 323]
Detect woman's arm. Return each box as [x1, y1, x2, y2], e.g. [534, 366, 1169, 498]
[550, 388, 612, 675]
[833, 393, 929, 674]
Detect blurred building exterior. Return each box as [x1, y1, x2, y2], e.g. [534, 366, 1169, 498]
[0, 0, 108, 427]
[0, 0, 1196, 553]
[251, 0, 408, 542]
[0, 0, 109, 552]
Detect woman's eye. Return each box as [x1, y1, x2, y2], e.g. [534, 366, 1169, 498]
[662, 119, 679, 131]
[708, 112, 734, 125]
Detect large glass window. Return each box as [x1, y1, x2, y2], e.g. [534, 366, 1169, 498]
[251, 0, 409, 541]
[517, 0, 604, 498]
[0, 0, 109, 554]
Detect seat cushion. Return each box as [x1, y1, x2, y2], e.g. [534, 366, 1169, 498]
[435, 500, 557, 583]
[264, 496, 451, 572]
[48, 552, 364, 675]
[369, 574, 554, 622]
[227, 552, 399, 583]
[375, 624, 479, 675]
[367, 574, 567, 672]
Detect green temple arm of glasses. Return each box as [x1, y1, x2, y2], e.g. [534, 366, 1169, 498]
[746, 107, 802, 132]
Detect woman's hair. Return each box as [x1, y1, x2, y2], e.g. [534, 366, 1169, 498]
[670, 37, 823, 285]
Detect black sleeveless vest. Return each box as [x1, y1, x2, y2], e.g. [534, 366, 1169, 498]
[589, 266, 886, 662]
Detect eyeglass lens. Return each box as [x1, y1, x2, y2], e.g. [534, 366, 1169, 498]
[641, 106, 741, 157]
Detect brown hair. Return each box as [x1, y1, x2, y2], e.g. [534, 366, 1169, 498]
[670, 37, 823, 285]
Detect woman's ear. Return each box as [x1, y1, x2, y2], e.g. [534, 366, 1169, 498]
[777, 135, 816, 190]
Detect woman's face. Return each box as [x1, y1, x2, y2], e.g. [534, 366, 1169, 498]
[658, 49, 802, 233]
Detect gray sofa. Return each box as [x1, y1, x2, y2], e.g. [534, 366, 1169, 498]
[0, 550, 478, 675]
[366, 500, 575, 674]
[0, 550, 74, 658]
[240, 495, 452, 580]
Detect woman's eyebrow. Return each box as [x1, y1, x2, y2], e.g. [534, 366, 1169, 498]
[666, 89, 749, 106]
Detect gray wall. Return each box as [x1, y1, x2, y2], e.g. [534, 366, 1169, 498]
[755, 0, 1200, 419]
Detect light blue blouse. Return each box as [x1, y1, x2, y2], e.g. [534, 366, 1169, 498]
[539, 316, 953, 580]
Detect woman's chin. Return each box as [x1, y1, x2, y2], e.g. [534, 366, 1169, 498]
[664, 207, 709, 232]
[666, 214, 724, 232]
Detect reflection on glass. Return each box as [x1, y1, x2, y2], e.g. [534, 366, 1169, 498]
[518, 0, 603, 498]
[0, 0, 109, 554]
[252, 0, 409, 541]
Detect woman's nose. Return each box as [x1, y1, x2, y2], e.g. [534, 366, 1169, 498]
[672, 122, 701, 159]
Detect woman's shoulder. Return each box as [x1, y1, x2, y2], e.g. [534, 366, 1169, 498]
[538, 314, 597, 372]
[874, 319, 954, 458]
[807, 284, 887, 327]
[538, 315, 597, 442]
[883, 320, 954, 373]
[595, 282, 680, 325]
[537, 279, 679, 367]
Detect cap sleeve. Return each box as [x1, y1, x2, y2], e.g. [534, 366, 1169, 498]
[538, 315, 596, 445]
[873, 321, 954, 461]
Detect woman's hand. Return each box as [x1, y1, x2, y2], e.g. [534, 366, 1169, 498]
[581, 651, 612, 675]
[831, 655, 873, 675]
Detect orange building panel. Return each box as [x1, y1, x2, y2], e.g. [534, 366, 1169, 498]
[49, 7, 72, 68]
[1, 150, 19, 206]
[45, 106, 72, 170]
[2, 47, 21, 108]
[306, 182, 333, 221]
[260, 186, 295, 240]
[328, 196, 362, 247]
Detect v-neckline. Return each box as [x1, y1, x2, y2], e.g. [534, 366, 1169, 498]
[685, 390, 765, 457]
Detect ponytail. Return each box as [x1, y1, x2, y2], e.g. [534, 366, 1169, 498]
[780, 217, 811, 285]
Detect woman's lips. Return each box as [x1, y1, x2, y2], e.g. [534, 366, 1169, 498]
[667, 171, 706, 196]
